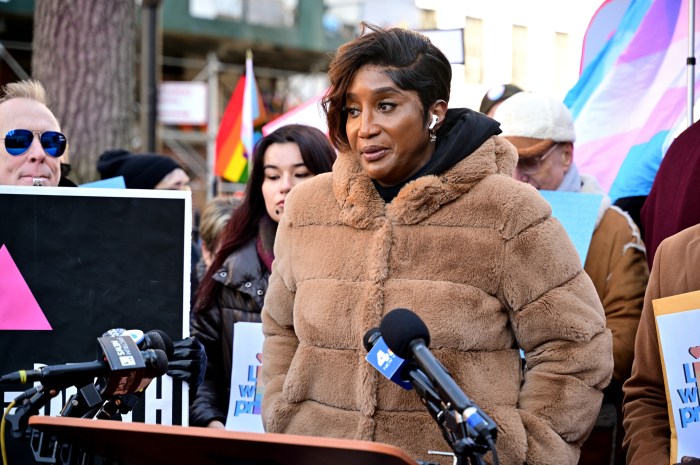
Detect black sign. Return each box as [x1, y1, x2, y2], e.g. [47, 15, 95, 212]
[0, 186, 191, 464]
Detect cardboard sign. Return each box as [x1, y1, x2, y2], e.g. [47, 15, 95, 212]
[653, 290, 700, 463]
[539, 190, 603, 265]
[225, 321, 265, 432]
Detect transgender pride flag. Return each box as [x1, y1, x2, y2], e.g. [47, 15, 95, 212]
[565, 0, 700, 202]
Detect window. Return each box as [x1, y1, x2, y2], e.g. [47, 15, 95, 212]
[554, 32, 570, 89]
[189, 0, 298, 27]
[464, 17, 483, 84]
[420, 9, 437, 29]
[512, 25, 527, 86]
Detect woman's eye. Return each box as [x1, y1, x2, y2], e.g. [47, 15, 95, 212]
[342, 105, 361, 117]
[265, 175, 280, 181]
[295, 172, 311, 178]
[378, 102, 396, 111]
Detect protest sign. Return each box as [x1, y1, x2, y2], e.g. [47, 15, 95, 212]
[654, 290, 700, 463]
[0, 186, 191, 463]
[226, 321, 265, 432]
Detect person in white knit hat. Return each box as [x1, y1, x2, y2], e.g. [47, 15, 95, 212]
[494, 92, 649, 465]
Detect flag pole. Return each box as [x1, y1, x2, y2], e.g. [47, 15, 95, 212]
[206, 51, 220, 200]
[688, 0, 696, 127]
[246, 49, 254, 181]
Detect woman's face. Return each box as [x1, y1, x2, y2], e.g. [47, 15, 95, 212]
[344, 65, 434, 187]
[261, 142, 313, 222]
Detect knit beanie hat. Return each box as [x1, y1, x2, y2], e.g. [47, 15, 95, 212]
[479, 83, 524, 116]
[97, 149, 180, 189]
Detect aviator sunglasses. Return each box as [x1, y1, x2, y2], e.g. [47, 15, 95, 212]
[2, 129, 67, 158]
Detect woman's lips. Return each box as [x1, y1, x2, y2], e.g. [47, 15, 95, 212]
[361, 148, 387, 162]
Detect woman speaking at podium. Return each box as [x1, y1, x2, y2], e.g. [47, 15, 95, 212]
[261, 23, 613, 465]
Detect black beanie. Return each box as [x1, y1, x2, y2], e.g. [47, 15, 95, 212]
[97, 149, 181, 189]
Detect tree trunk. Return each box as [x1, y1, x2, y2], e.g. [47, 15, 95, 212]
[32, 0, 136, 184]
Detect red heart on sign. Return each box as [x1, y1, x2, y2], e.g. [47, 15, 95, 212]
[689, 346, 700, 359]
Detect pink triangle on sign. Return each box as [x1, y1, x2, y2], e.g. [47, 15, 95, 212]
[0, 244, 52, 330]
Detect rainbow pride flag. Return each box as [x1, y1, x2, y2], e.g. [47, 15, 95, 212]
[565, 0, 700, 202]
[215, 53, 265, 183]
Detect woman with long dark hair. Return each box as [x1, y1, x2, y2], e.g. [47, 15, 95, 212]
[190, 124, 336, 428]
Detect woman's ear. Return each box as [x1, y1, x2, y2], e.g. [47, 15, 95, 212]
[429, 100, 448, 130]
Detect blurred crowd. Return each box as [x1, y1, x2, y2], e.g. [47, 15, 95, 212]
[2, 20, 699, 465]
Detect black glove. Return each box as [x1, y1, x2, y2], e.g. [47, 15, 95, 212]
[166, 337, 207, 390]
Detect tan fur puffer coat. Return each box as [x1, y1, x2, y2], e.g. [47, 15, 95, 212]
[261, 135, 613, 465]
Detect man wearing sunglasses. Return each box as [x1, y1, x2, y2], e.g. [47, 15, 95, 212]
[0, 79, 67, 187]
[493, 91, 649, 465]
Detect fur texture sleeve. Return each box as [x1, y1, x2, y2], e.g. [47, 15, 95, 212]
[260, 213, 299, 430]
[501, 204, 614, 464]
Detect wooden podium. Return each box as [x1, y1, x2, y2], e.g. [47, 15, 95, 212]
[28, 417, 418, 465]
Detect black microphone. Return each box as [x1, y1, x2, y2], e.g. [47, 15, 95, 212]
[362, 327, 382, 351]
[143, 329, 175, 357]
[0, 335, 169, 396]
[380, 308, 498, 445]
[94, 329, 174, 420]
[364, 327, 443, 404]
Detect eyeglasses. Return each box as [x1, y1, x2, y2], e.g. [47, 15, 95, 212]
[516, 143, 559, 174]
[2, 129, 68, 158]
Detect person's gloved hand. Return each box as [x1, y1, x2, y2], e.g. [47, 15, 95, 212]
[166, 336, 207, 389]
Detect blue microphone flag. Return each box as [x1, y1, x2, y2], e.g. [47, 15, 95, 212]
[365, 335, 412, 390]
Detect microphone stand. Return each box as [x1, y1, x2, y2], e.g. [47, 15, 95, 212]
[6, 385, 54, 440]
[6, 377, 111, 464]
[59, 379, 107, 419]
[95, 393, 141, 420]
[404, 365, 493, 465]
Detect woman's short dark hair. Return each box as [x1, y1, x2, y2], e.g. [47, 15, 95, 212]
[323, 22, 452, 152]
[194, 124, 336, 312]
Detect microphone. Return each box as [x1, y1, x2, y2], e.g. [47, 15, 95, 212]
[3, 335, 169, 433]
[143, 329, 175, 357]
[380, 308, 498, 444]
[363, 327, 412, 390]
[0, 335, 169, 397]
[103, 328, 175, 358]
[94, 329, 174, 420]
[364, 327, 445, 413]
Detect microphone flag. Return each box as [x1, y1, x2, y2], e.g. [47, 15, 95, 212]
[365, 335, 412, 390]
